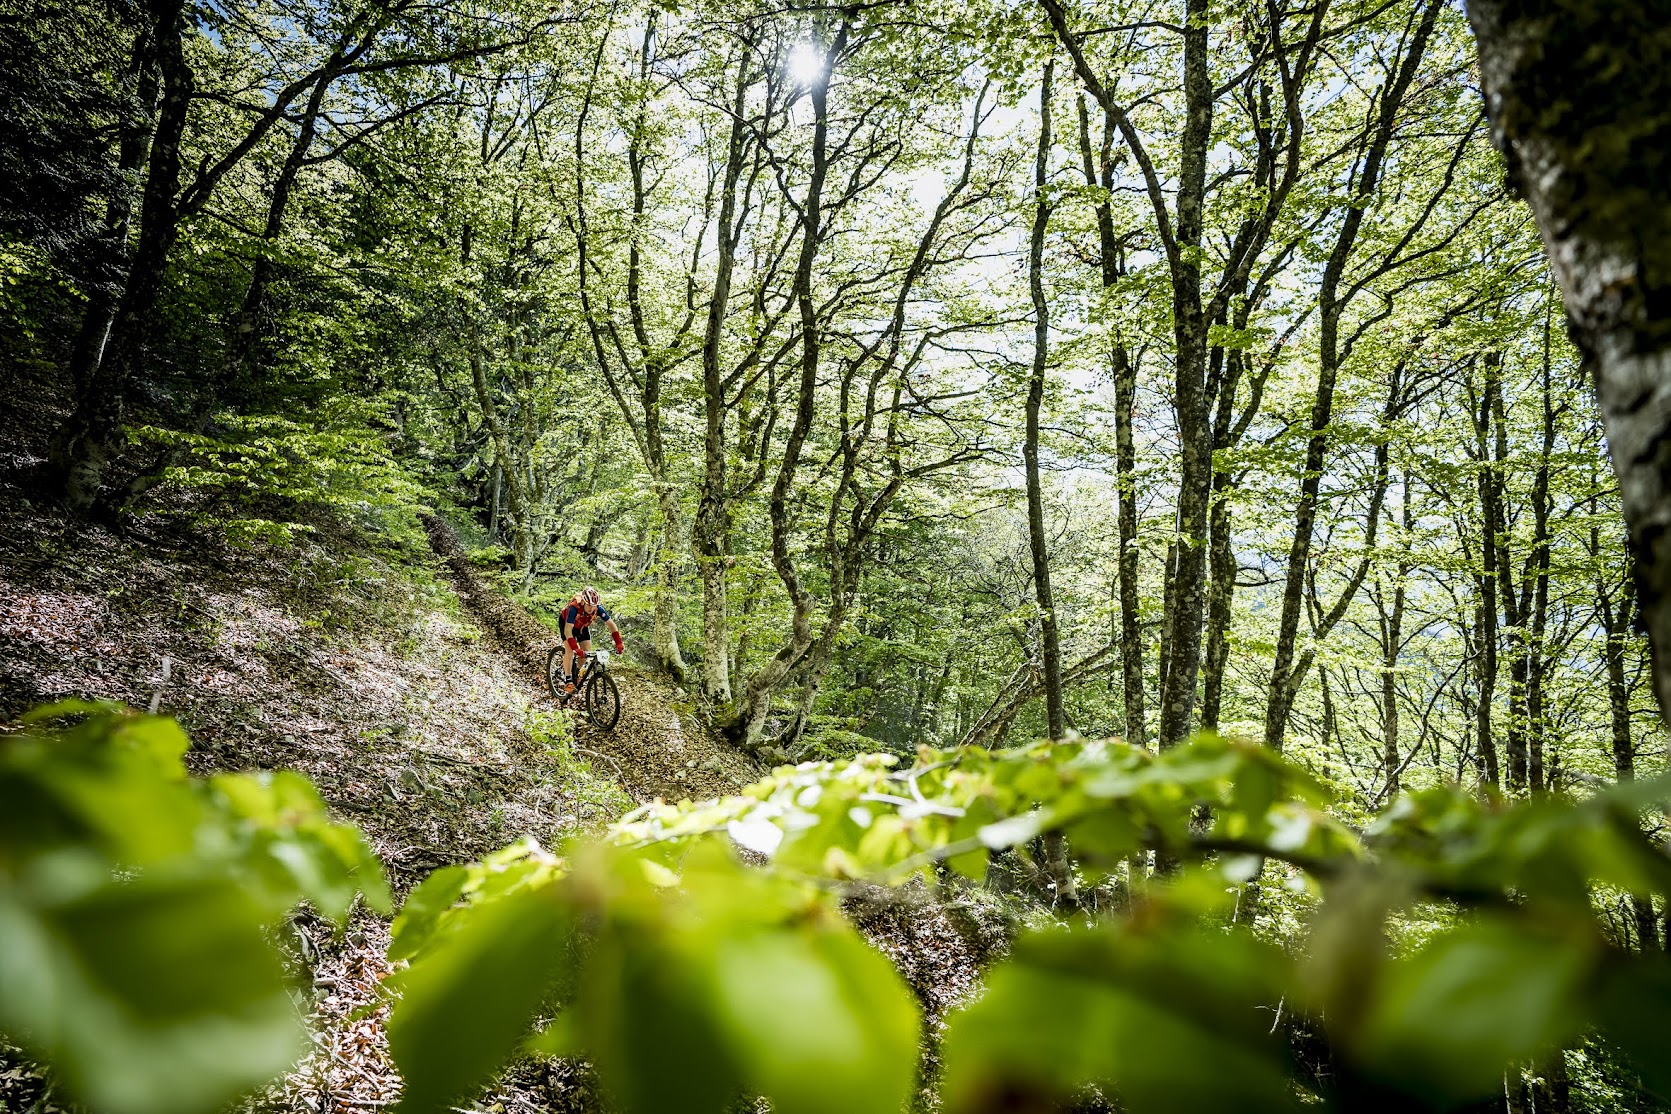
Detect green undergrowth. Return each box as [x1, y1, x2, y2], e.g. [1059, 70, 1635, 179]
[132, 401, 431, 561]
[384, 736, 1671, 1114]
[0, 705, 389, 1114]
[11, 702, 1671, 1114]
[524, 707, 634, 829]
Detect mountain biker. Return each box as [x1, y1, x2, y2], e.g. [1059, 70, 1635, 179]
[559, 586, 624, 698]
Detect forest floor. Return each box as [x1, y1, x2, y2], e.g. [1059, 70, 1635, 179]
[0, 382, 993, 1113]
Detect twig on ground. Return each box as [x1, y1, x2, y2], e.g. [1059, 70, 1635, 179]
[573, 745, 626, 780]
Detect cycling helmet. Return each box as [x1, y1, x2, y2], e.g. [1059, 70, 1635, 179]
[580, 586, 601, 610]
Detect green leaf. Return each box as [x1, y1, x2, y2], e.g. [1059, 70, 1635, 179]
[940, 926, 1297, 1114]
[388, 881, 571, 1113]
[710, 926, 920, 1114]
[389, 866, 470, 962]
[208, 771, 390, 920]
[1352, 915, 1596, 1103]
[572, 925, 741, 1114]
[1066, 805, 1141, 864]
[0, 863, 302, 1114]
[1, 713, 201, 866]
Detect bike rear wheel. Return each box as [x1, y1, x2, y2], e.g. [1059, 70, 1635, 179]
[585, 671, 621, 731]
[546, 647, 568, 699]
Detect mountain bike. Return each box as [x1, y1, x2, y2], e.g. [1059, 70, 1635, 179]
[547, 645, 622, 731]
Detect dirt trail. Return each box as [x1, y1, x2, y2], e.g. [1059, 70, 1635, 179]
[421, 514, 764, 803]
[0, 483, 634, 1112]
[0, 475, 982, 1113]
[420, 514, 1000, 1104]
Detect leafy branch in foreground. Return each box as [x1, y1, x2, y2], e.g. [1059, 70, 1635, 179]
[0, 704, 389, 1114]
[388, 736, 1671, 1113]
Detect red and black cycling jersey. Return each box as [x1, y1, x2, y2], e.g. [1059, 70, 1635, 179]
[560, 601, 611, 637]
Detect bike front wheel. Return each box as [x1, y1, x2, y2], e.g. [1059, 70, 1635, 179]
[585, 671, 621, 731]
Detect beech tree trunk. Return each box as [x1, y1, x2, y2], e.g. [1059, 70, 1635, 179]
[1466, 1, 1671, 727]
[1380, 476, 1412, 800]
[1201, 338, 1242, 732]
[220, 67, 335, 396]
[1489, 355, 1533, 790]
[467, 320, 535, 577]
[1475, 352, 1509, 788]
[1524, 328, 1558, 791]
[730, 25, 843, 750]
[49, 0, 191, 512]
[1153, 0, 1213, 751]
[1263, 0, 1439, 750]
[67, 27, 159, 397]
[1112, 346, 1147, 745]
[1073, 95, 1146, 747]
[1596, 538, 1659, 951]
[1024, 63, 1078, 912]
[1471, 360, 1503, 788]
[691, 47, 754, 706]
[1025, 62, 1064, 745]
[652, 483, 687, 679]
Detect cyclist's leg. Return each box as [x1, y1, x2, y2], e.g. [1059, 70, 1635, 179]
[561, 621, 576, 688]
[576, 633, 593, 678]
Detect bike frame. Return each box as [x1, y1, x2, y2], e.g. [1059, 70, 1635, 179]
[570, 648, 610, 689]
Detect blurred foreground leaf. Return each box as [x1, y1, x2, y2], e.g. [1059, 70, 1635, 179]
[939, 924, 1297, 1114]
[392, 842, 919, 1114]
[0, 706, 387, 1114]
[0, 864, 301, 1114]
[1350, 915, 1595, 1101]
[388, 882, 571, 1114]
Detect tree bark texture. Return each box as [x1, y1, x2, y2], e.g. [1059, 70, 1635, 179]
[219, 66, 336, 397]
[732, 25, 844, 750]
[1025, 61, 1064, 744]
[1471, 358, 1504, 787]
[1073, 94, 1146, 746]
[67, 26, 159, 397]
[1524, 328, 1558, 791]
[692, 47, 754, 706]
[1112, 346, 1147, 745]
[1153, 0, 1213, 751]
[1466, 1, 1671, 726]
[1596, 549, 1660, 950]
[1380, 476, 1412, 800]
[1201, 337, 1243, 732]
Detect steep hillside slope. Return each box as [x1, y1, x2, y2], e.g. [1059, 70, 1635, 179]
[0, 472, 624, 1108]
[422, 513, 763, 802]
[0, 458, 987, 1113]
